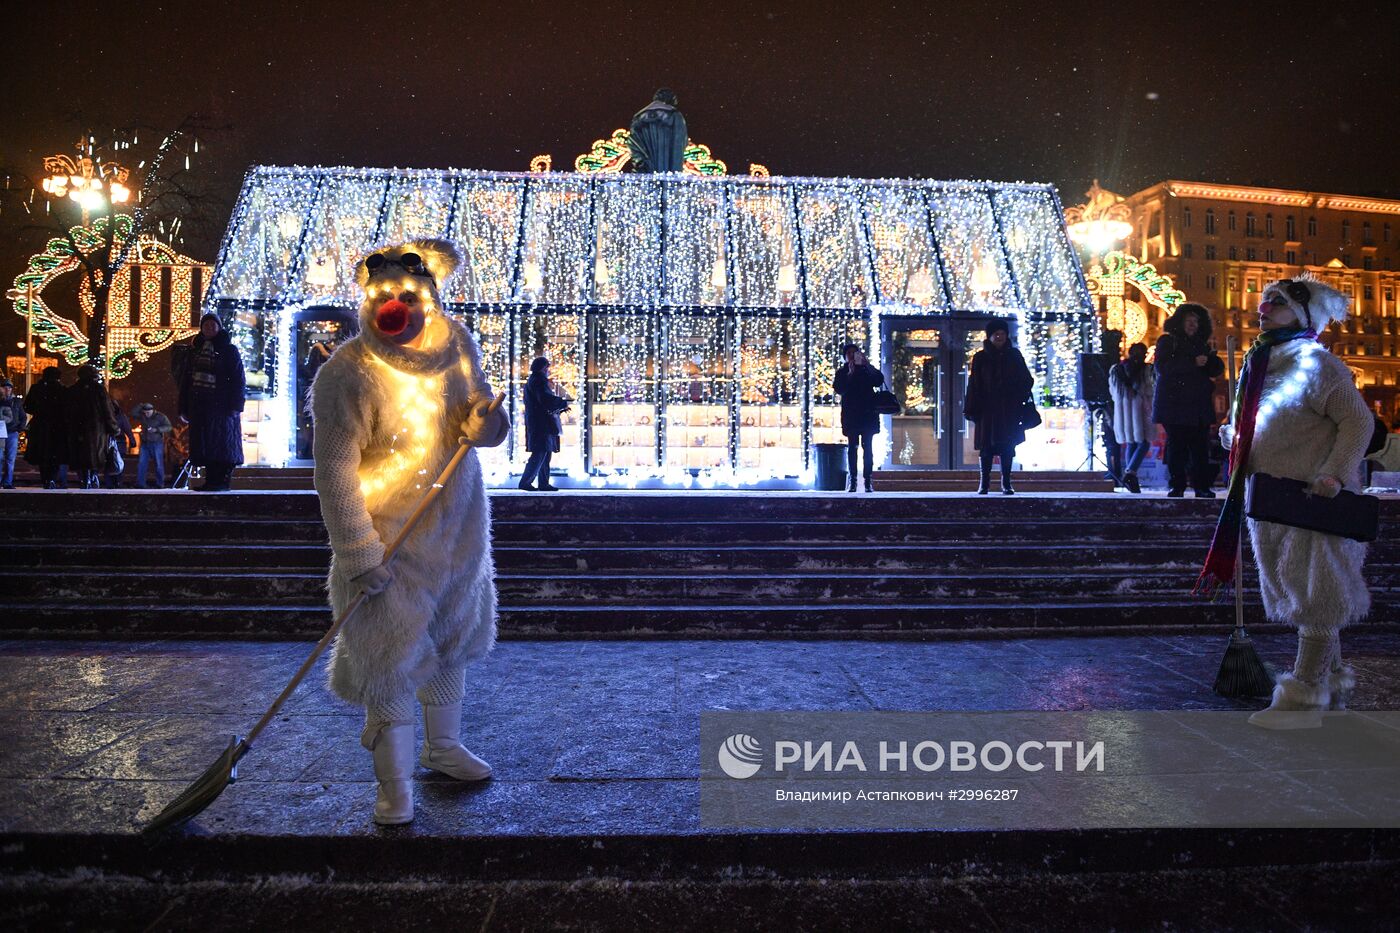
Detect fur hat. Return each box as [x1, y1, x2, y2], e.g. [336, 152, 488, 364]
[356, 239, 461, 293]
[984, 317, 1010, 336]
[1262, 273, 1349, 331]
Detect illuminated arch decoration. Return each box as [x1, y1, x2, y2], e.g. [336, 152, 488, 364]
[7, 213, 208, 378]
[568, 128, 730, 176]
[1084, 249, 1186, 350]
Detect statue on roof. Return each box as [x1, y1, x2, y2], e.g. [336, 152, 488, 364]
[628, 88, 687, 174]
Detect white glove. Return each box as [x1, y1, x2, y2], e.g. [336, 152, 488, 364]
[1307, 474, 1342, 498]
[459, 396, 509, 448]
[1218, 423, 1234, 451]
[351, 563, 394, 595]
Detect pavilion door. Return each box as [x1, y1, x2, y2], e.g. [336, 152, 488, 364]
[880, 317, 985, 470]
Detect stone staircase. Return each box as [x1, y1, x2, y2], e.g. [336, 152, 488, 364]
[3, 490, 1396, 639]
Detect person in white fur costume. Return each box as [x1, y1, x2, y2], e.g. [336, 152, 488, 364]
[310, 239, 509, 823]
[1210, 274, 1373, 729]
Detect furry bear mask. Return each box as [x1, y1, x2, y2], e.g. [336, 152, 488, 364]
[1261, 273, 1349, 333]
[356, 239, 461, 348]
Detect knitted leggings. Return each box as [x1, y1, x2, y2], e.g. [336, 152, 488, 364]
[364, 666, 467, 732]
[1295, 626, 1345, 685]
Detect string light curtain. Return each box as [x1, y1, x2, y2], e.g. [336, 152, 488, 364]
[207, 166, 1092, 475]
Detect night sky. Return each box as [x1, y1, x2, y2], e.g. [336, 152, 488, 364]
[2, 0, 1397, 269]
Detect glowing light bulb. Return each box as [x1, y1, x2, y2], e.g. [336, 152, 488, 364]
[906, 267, 935, 305]
[523, 259, 543, 292]
[777, 261, 798, 294]
[710, 256, 727, 289]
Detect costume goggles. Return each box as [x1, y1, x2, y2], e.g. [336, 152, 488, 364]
[1265, 279, 1313, 327]
[363, 251, 434, 281]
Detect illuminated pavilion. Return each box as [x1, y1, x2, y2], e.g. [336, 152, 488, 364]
[205, 160, 1097, 483]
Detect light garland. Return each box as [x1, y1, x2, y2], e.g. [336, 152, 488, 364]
[7, 214, 207, 378]
[208, 165, 1093, 480]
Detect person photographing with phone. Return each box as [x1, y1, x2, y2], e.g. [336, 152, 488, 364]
[519, 356, 571, 491]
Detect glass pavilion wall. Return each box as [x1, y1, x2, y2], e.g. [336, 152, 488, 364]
[205, 166, 1095, 481]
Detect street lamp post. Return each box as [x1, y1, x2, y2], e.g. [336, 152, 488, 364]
[37, 138, 134, 382]
[40, 140, 132, 227]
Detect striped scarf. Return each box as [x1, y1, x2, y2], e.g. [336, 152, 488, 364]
[1194, 326, 1316, 597]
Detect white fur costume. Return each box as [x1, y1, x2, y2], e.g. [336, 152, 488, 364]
[1243, 338, 1372, 627]
[1231, 275, 1372, 727]
[1237, 283, 1372, 630]
[310, 241, 508, 709]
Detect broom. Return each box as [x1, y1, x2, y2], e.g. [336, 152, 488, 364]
[144, 394, 505, 833]
[1212, 336, 1274, 698]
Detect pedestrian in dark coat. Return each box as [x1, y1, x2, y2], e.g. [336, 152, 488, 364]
[22, 367, 67, 487]
[834, 342, 884, 492]
[963, 318, 1035, 495]
[518, 356, 570, 491]
[103, 399, 136, 488]
[1152, 303, 1225, 497]
[63, 365, 119, 488]
[179, 313, 246, 492]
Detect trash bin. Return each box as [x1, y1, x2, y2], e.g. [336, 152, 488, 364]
[812, 443, 847, 491]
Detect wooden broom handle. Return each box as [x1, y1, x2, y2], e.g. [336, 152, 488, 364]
[1225, 336, 1245, 626]
[242, 392, 506, 748]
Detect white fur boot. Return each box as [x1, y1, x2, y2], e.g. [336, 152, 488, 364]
[420, 703, 492, 781]
[1327, 665, 1357, 713]
[363, 721, 415, 824]
[1249, 632, 1332, 730]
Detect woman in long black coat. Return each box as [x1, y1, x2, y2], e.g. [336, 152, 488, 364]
[833, 342, 883, 492]
[63, 365, 119, 488]
[518, 356, 570, 491]
[23, 366, 69, 488]
[179, 313, 246, 492]
[963, 318, 1035, 495]
[1151, 303, 1224, 498]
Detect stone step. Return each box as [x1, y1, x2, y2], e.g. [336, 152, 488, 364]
[0, 489, 1244, 522]
[0, 516, 1227, 546]
[21, 541, 1382, 573]
[870, 470, 1117, 493]
[10, 567, 1344, 606]
[0, 599, 1290, 639]
[9, 825, 1398, 931]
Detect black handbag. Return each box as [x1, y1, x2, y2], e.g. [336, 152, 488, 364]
[1019, 400, 1042, 430]
[1245, 472, 1380, 543]
[872, 388, 902, 415]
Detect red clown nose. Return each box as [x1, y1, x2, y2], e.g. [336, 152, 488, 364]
[375, 300, 410, 335]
